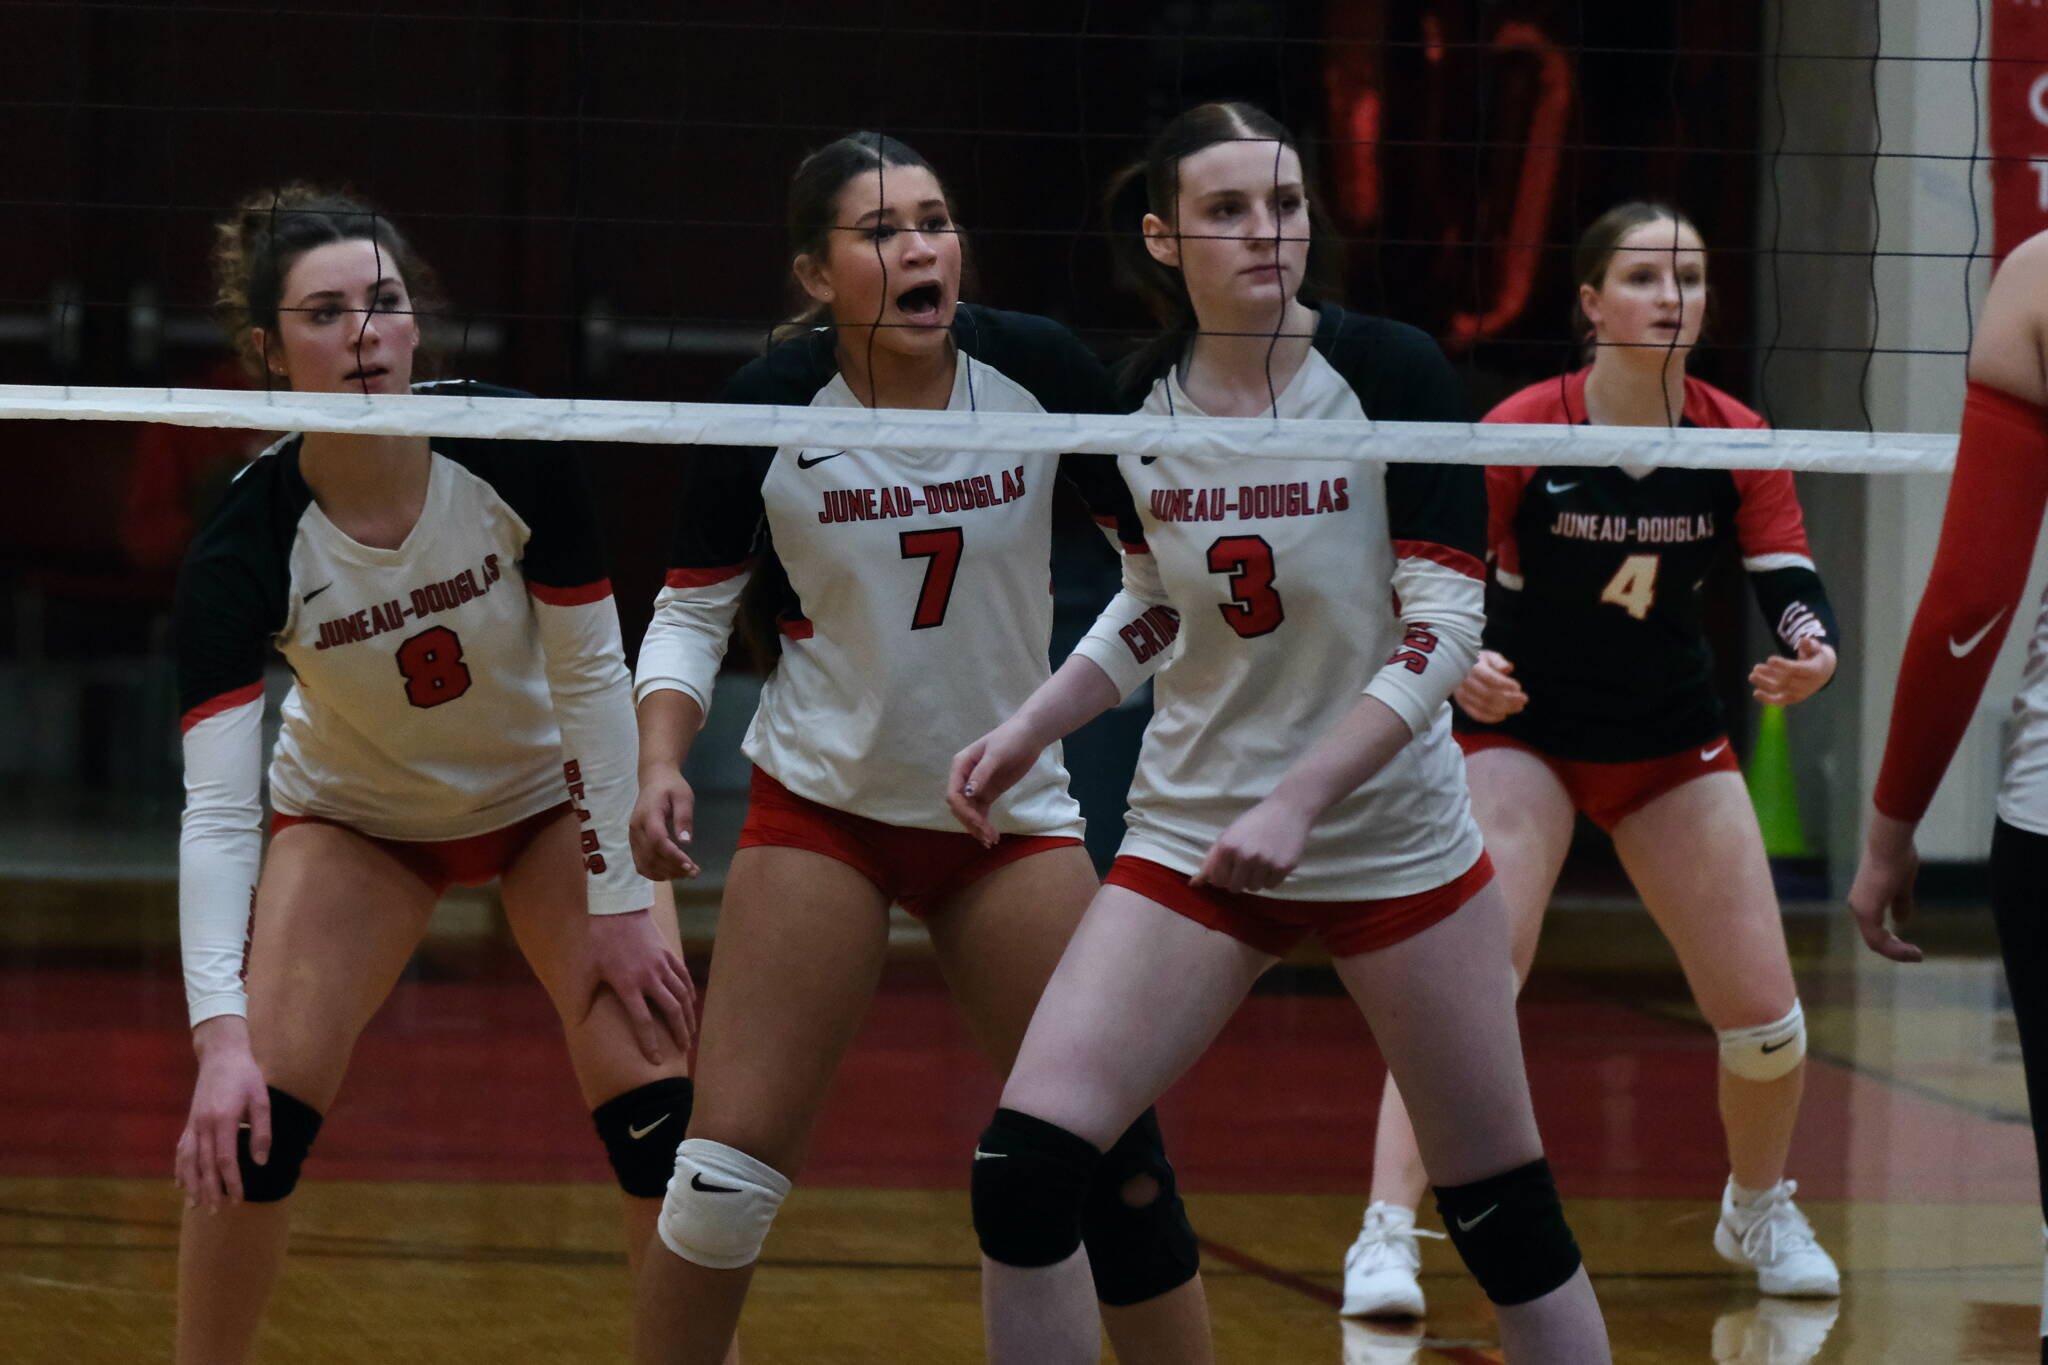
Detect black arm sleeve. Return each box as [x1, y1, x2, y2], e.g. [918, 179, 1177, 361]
[659, 347, 826, 573]
[172, 456, 300, 720]
[1749, 565, 1842, 656]
[1316, 309, 1486, 562]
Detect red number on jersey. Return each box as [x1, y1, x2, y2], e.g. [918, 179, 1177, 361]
[395, 626, 473, 708]
[1386, 625, 1440, 675]
[899, 527, 964, 630]
[1206, 535, 1285, 638]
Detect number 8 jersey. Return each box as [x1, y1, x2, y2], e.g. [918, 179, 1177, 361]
[1073, 305, 1490, 901]
[173, 382, 653, 1024]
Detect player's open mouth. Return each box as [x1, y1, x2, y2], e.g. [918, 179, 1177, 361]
[346, 366, 389, 382]
[896, 283, 945, 324]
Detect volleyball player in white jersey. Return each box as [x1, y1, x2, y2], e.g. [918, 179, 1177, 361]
[173, 187, 696, 1364]
[1850, 227, 2048, 1365]
[951, 102, 1609, 1365]
[628, 134, 1210, 1365]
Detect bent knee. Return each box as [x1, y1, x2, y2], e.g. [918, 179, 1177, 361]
[657, 1138, 792, 1269]
[1718, 1001, 1806, 1082]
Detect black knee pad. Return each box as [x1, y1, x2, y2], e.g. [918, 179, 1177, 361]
[971, 1107, 1101, 1268]
[237, 1087, 322, 1203]
[1082, 1108, 1201, 1306]
[1433, 1157, 1581, 1306]
[591, 1076, 694, 1198]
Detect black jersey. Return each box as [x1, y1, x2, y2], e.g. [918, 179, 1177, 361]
[634, 305, 1163, 834]
[1462, 370, 1841, 762]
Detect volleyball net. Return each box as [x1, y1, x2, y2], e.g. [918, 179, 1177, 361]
[0, 1, 2022, 477]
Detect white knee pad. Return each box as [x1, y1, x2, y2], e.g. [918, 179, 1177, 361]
[1718, 1001, 1806, 1082]
[657, 1139, 792, 1270]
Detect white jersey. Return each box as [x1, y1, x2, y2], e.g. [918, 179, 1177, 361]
[636, 306, 1159, 836]
[174, 383, 652, 1025]
[1072, 306, 1489, 900]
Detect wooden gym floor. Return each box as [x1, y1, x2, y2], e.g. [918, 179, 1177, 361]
[1, 883, 2040, 1363]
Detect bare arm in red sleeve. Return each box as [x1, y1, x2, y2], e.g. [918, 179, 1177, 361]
[1848, 232, 2048, 961]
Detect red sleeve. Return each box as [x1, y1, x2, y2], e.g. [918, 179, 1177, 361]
[1681, 377, 1768, 430]
[1479, 377, 1574, 584]
[1483, 467, 1536, 580]
[1482, 372, 1583, 426]
[1730, 469, 1816, 567]
[1873, 382, 2048, 820]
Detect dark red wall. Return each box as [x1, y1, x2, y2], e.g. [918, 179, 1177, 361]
[2, 0, 1762, 656]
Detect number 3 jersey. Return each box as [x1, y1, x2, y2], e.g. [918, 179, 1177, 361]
[635, 305, 1159, 837]
[1073, 305, 1489, 901]
[1463, 368, 1842, 762]
[173, 382, 653, 1025]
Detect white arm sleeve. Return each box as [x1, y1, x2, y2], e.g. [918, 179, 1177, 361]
[1070, 548, 1182, 702]
[178, 695, 265, 1026]
[1362, 554, 1486, 737]
[533, 590, 660, 916]
[632, 567, 752, 715]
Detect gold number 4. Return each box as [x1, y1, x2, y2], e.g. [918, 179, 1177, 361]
[1600, 554, 1659, 620]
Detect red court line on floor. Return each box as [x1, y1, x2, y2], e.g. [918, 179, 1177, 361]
[1195, 1236, 1499, 1365]
[4, 963, 2036, 1208]
[1195, 1236, 1341, 1308]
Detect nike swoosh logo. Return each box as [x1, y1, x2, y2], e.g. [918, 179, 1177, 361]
[972, 1149, 1007, 1160]
[1544, 479, 1579, 494]
[1700, 742, 1728, 762]
[627, 1114, 669, 1141]
[1761, 1038, 1794, 1054]
[1949, 608, 2009, 658]
[1456, 1204, 1499, 1232]
[1141, 456, 1158, 465]
[796, 450, 847, 469]
[690, 1171, 740, 1193]
[303, 583, 333, 603]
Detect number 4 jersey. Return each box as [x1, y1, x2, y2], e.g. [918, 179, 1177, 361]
[173, 382, 653, 1024]
[635, 305, 1161, 837]
[1073, 304, 1490, 901]
[1464, 368, 1842, 762]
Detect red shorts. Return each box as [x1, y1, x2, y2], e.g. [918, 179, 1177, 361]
[736, 766, 1083, 919]
[1103, 851, 1495, 959]
[1455, 731, 1741, 832]
[270, 801, 572, 898]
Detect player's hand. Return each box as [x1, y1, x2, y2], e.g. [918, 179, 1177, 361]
[948, 719, 1046, 847]
[1193, 797, 1312, 894]
[586, 910, 697, 1064]
[1452, 650, 1527, 724]
[630, 767, 701, 882]
[1750, 637, 1837, 707]
[175, 1015, 270, 1212]
[1845, 810, 1925, 964]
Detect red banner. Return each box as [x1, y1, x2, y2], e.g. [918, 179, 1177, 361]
[1992, 1, 2048, 259]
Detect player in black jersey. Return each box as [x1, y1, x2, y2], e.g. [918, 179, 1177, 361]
[172, 188, 697, 1364]
[1348, 204, 1843, 1325]
[954, 102, 1608, 1365]
[628, 135, 1210, 1365]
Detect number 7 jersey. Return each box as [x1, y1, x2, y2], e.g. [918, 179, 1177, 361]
[636, 306, 1158, 836]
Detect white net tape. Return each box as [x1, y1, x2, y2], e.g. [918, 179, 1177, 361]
[4, 384, 1956, 474]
